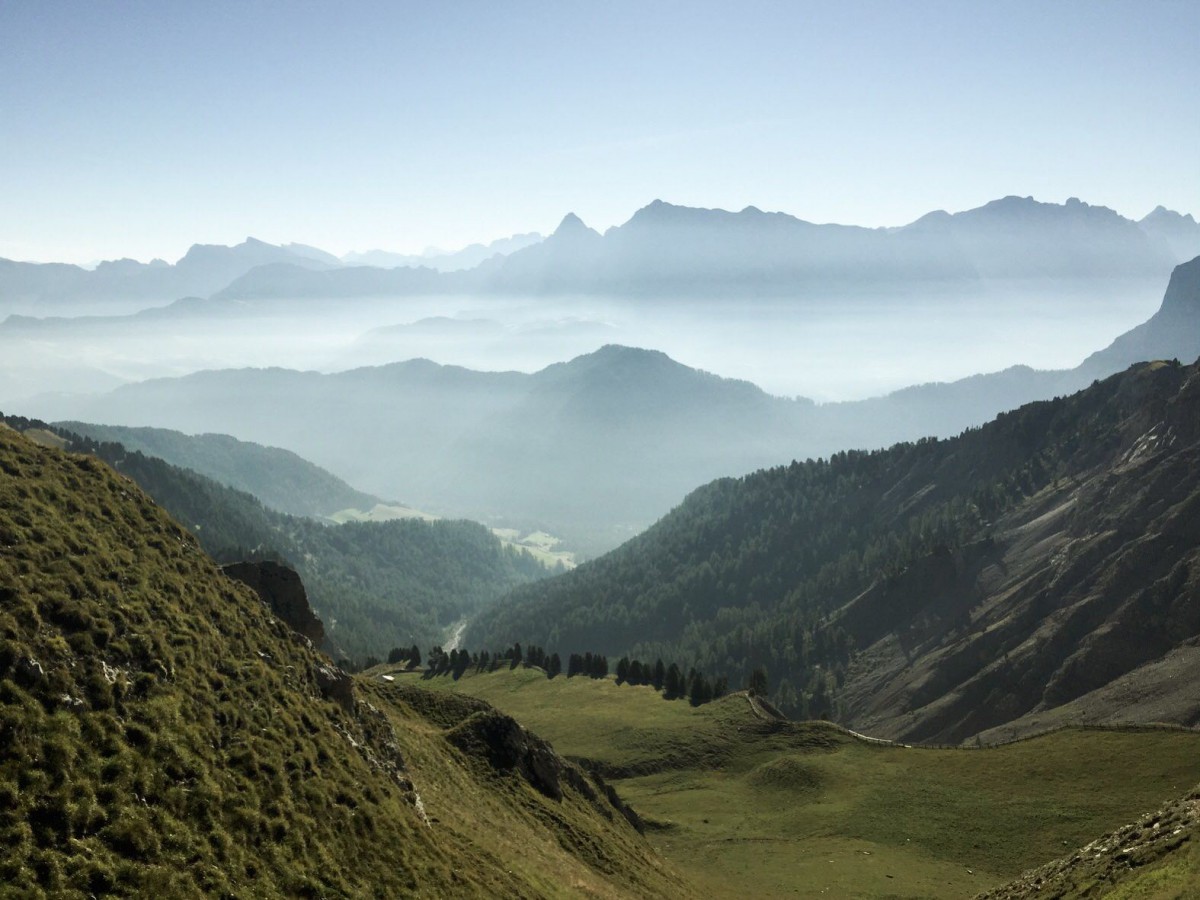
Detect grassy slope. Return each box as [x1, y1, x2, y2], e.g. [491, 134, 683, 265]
[0, 425, 687, 898]
[404, 667, 1200, 899]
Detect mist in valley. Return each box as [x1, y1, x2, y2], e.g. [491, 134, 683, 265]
[0, 273, 1168, 408]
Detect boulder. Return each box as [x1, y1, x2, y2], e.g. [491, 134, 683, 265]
[315, 663, 355, 713]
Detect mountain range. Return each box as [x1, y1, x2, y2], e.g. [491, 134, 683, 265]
[30, 254, 1200, 555]
[207, 196, 1200, 303]
[8, 222, 1200, 896]
[4, 197, 1198, 316]
[0, 238, 339, 315]
[342, 231, 543, 271]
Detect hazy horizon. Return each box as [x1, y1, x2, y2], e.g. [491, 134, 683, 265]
[3, 2, 1197, 265]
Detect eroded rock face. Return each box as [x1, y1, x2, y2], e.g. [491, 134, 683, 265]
[223, 560, 325, 647]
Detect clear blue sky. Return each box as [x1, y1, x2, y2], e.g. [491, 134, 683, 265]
[2, 0, 1197, 264]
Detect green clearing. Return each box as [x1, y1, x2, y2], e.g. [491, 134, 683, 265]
[491, 528, 577, 570]
[328, 501, 438, 523]
[399, 667, 1200, 898]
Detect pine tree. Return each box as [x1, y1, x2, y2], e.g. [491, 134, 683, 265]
[688, 673, 712, 707]
[664, 663, 684, 699]
[628, 659, 644, 684]
[615, 656, 630, 684]
[748, 666, 769, 698]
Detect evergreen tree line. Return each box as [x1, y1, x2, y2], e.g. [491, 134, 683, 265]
[406, 641, 731, 707]
[613, 655, 729, 706]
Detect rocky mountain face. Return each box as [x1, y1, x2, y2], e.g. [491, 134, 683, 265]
[1079, 254, 1200, 378]
[0, 424, 688, 897]
[821, 359, 1200, 745]
[838, 362, 1200, 743]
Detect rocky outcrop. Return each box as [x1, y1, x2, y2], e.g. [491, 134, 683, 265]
[222, 560, 325, 647]
[446, 709, 566, 800]
[977, 789, 1200, 899]
[1079, 254, 1200, 377]
[314, 663, 355, 713]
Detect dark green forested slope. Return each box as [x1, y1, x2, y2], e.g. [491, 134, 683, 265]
[1, 415, 548, 661]
[467, 360, 1197, 718]
[0, 424, 686, 898]
[56, 421, 384, 518]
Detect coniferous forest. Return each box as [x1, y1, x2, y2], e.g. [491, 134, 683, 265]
[467, 366, 1154, 717]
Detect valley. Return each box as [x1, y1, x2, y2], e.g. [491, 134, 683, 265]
[4, 205, 1200, 899]
[7, 6, 1200, 895]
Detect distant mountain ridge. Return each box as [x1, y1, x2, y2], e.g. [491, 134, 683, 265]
[0, 237, 337, 313]
[342, 232, 543, 271]
[215, 196, 1200, 301]
[54, 421, 385, 518]
[5, 196, 1197, 313]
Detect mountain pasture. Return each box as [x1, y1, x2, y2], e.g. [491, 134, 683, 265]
[403, 667, 1200, 898]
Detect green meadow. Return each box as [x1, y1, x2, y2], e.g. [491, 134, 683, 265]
[397, 667, 1200, 898]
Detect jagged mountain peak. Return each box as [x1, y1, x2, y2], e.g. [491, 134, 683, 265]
[1142, 205, 1198, 225]
[552, 212, 594, 236]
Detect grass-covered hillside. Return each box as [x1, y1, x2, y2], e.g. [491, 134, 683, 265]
[405, 665, 1200, 899]
[467, 359, 1200, 737]
[2, 414, 550, 661]
[0, 424, 690, 898]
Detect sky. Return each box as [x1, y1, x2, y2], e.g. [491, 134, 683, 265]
[2, 0, 1198, 265]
